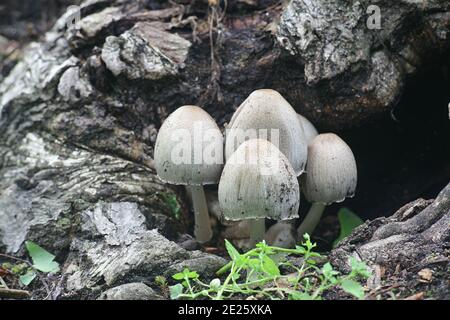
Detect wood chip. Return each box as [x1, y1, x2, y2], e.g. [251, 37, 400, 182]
[418, 268, 433, 283]
[204, 247, 219, 254]
[404, 292, 425, 300]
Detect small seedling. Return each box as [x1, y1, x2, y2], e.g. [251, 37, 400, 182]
[20, 241, 60, 286]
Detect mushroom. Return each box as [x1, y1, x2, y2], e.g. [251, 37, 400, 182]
[219, 139, 300, 245]
[225, 89, 307, 176]
[297, 133, 357, 239]
[297, 114, 318, 145]
[154, 105, 223, 243]
[222, 220, 252, 240]
[265, 221, 296, 248]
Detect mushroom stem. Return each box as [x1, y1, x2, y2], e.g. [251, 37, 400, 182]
[249, 218, 266, 246]
[190, 186, 213, 243]
[297, 202, 326, 239]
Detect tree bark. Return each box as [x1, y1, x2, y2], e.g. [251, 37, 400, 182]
[330, 183, 449, 299]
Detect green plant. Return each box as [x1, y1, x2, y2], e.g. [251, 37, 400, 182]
[333, 208, 364, 248]
[162, 193, 181, 220]
[169, 234, 371, 300]
[155, 275, 168, 287]
[19, 241, 60, 286]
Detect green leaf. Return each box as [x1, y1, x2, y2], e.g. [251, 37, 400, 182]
[19, 270, 37, 286]
[173, 268, 199, 281]
[247, 258, 261, 270]
[187, 271, 199, 280]
[261, 255, 280, 277]
[322, 262, 339, 284]
[225, 240, 241, 261]
[25, 241, 59, 273]
[302, 233, 316, 251]
[341, 279, 365, 299]
[349, 257, 372, 278]
[293, 245, 306, 255]
[289, 291, 317, 300]
[172, 272, 185, 281]
[231, 273, 241, 281]
[333, 208, 364, 248]
[169, 283, 184, 300]
[255, 241, 275, 255]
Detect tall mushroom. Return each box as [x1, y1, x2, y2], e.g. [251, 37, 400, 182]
[154, 105, 223, 243]
[297, 133, 357, 238]
[297, 113, 318, 145]
[219, 139, 300, 245]
[225, 89, 307, 176]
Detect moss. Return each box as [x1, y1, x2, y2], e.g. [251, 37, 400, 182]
[161, 193, 181, 220]
[56, 217, 71, 229]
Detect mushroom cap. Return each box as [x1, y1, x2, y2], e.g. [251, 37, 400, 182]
[225, 89, 307, 176]
[301, 133, 357, 204]
[297, 114, 318, 145]
[154, 105, 223, 186]
[218, 139, 300, 221]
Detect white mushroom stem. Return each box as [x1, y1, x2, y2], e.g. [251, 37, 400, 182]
[190, 186, 213, 243]
[249, 218, 265, 246]
[297, 202, 326, 239]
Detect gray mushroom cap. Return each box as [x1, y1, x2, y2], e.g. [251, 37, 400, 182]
[225, 89, 307, 176]
[154, 105, 223, 186]
[219, 139, 300, 221]
[301, 133, 357, 205]
[297, 114, 318, 145]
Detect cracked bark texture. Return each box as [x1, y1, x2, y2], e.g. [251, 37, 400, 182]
[330, 183, 449, 299]
[0, 0, 449, 299]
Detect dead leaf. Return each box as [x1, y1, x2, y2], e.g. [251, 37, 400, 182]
[418, 268, 433, 283]
[0, 267, 9, 278]
[404, 292, 425, 300]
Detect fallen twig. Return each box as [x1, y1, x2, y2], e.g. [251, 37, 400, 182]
[0, 287, 31, 299]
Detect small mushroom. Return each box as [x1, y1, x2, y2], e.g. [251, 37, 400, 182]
[297, 114, 318, 145]
[219, 139, 300, 246]
[154, 105, 223, 243]
[297, 133, 357, 239]
[225, 89, 307, 176]
[222, 220, 252, 240]
[265, 221, 296, 248]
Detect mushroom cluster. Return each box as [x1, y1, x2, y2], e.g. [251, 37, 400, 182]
[154, 89, 357, 248]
